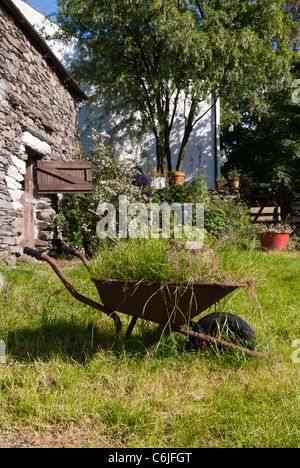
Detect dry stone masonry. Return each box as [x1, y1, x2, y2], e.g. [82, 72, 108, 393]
[0, 0, 84, 258]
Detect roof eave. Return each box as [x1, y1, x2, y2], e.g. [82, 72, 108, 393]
[2, 0, 87, 101]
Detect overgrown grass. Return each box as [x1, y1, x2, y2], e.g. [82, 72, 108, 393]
[0, 246, 299, 447]
[90, 237, 261, 285]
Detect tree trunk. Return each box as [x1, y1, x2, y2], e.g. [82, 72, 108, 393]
[176, 99, 197, 172]
[164, 125, 172, 173]
[156, 137, 165, 175]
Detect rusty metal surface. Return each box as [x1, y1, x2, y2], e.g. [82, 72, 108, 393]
[92, 279, 246, 327]
[175, 327, 267, 358]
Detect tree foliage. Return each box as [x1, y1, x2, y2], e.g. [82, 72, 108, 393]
[56, 0, 294, 173]
[221, 1, 299, 187]
[221, 84, 300, 187]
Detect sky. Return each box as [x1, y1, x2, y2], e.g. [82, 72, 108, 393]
[26, 0, 58, 17]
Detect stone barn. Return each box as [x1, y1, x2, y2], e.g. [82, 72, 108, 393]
[0, 0, 91, 258]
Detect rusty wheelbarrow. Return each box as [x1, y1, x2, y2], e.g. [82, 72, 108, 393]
[23, 246, 266, 359]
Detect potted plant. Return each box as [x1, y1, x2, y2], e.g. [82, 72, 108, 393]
[227, 169, 240, 189]
[168, 170, 185, 186]
[216, 175, 227, 190]
[147, 170, 166, 189]
[254, 223, 293, 251]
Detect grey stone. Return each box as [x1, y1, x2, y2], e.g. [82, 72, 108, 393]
[0, 199, 13, 210]
[38, 231, 53, 241]
[36, 208, 55, 222]
[0, 275, 4, 293]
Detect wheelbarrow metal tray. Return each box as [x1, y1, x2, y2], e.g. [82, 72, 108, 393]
[92, 279, 246, 327]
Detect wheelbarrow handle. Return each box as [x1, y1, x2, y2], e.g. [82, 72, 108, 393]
[23, 247, 44, 259]
[61, 245, 76, 255]
[61, 245, 92, 272]
[22, 247, 122, 336]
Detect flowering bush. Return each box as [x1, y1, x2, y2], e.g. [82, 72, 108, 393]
[253, 223, 293, 234]
[52, 130, 150, 254]
[132, 174, 153, 198]
[89, 130, 149, 206]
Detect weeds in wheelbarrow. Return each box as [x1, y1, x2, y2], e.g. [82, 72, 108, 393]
[23, 243, 267, 359]
[90, 237, 259, 285]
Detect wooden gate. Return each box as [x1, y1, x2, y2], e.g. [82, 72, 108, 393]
[245, 180, 287, 223]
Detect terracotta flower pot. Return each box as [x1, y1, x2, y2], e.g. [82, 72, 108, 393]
[168, 172, 185, 186]
[259, 233, 290, 251]
[228, 178, 240, 189]
[216, 179, 227, 189]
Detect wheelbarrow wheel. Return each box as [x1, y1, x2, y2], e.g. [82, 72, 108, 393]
[190, 312, 257, 351]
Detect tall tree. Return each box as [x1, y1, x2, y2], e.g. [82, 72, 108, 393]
[221, 0, 299, 187]
[56, 0, 293, 174]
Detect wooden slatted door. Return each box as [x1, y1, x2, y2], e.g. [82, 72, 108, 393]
[36, 161, 93, 194]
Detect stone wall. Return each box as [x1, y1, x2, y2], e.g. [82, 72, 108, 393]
[209, 187, 241, 204]
[0, 2, 82, 257]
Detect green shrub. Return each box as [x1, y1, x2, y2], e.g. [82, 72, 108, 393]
[188, 166, 210, 204]
[52, 194, 99, 255]
[152, 184, 191, 204]
[204, 197, 254, 246]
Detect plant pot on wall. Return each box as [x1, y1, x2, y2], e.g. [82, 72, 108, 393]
[227, 169, 240, 189]
[228, 178, 240, 189]
[168, 171, 185, 186]
[259, 233, 290, 251]
[216, 178, 227, 190]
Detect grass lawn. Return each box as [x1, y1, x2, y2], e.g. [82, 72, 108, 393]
[0, 247, 299, 448]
